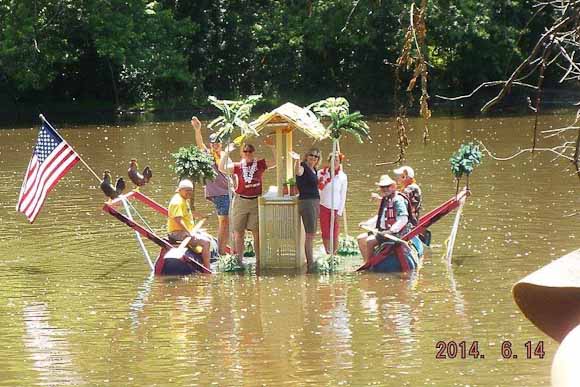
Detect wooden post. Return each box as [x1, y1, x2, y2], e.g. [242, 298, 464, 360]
[285, 129, 293, 182]
[276, 127, 284, 196]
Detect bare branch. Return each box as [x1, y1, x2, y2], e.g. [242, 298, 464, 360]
[435, 81, 537, 101]
[481, 16, 571, 112]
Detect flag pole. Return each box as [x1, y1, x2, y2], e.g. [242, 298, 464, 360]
[39, 114, 102, 183]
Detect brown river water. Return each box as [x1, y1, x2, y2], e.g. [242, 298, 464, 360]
[0, 113, 578, 386]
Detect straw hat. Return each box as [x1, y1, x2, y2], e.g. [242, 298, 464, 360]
[512, 248, 580, 342]
[393, 165, 415, 179]
[375, 174, 396, 187]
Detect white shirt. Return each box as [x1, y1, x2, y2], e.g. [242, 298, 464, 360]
[318, 169, 348, 216]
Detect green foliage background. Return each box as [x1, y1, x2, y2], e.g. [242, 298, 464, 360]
[0, 0, 547, 113]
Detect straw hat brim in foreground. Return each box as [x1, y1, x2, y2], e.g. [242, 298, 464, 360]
[512, 248, 580, 342]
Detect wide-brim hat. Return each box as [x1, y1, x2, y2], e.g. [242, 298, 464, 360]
[512, 248, 580, 342]
[375, 174, 396, 187]
[176, 179, 194, 192]
[393, 165, 415, 178]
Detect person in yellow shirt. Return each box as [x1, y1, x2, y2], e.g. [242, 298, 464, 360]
[167, 179, 211, 268]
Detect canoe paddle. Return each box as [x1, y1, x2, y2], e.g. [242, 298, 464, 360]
[360, 224, 408, 245]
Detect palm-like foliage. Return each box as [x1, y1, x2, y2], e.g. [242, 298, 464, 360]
[207, 95, 262, 143]
[307, 97, 370, 142]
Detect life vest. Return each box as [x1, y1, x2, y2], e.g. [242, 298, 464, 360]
[375, 192, 417, 231]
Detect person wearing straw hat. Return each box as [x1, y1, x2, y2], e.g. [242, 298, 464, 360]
[356, 174, 411, 262]
[393, 165, 422, 219]
[167, 179, 212, 268]
[192, 116, 231, 254]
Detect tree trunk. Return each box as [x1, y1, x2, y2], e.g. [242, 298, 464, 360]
[107, 59, 120, 108]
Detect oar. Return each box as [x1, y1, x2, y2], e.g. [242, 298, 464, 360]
[360, 224, 408, 245]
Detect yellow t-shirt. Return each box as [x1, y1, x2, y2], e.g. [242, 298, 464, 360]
[167, 193, 194, 233]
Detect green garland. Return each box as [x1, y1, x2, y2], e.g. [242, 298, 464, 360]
[450, 143, 483, 189]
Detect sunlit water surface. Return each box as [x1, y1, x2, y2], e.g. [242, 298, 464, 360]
[0, 113, 578, 386]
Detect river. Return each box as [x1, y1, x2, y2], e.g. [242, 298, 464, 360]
[0, 112, 578, 386]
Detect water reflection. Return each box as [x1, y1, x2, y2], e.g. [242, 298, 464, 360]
[23, 302, 83, 386]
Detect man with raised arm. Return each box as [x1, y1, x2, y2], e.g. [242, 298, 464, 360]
[219, 140, 275, 268]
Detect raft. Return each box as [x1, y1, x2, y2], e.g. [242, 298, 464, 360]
[102, 190, 213, 275]
[368, 236, 424, 273]
[357, 189, 469, 273]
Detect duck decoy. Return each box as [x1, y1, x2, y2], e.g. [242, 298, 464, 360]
[128, 159, 152, 187]
[100, 170, 126, 199]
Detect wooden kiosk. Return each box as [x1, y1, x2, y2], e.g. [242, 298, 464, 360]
[249, 103, 327, 270]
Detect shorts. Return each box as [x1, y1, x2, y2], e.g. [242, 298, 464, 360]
[209, 194, 230, 216]
[298, 199, 319, 234]
[319, 204, 340, 240]
[231, 195, 259, 233]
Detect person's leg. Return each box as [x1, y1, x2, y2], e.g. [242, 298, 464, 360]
[234, 230, 244, 264]
[332, 209, 340, 255]
[357, 232, 368, 259]
[319, 205, 330, 254]
[213, 195, 230, 255]
[301, 199, 318, 271]
[191, 237, 211, 269]
[305, 233, 315, 270]
[365, 237, 378, 262]
[251, 230, 260, 270]
[217, 215, 229, 254]
[230, 196, 246, 264]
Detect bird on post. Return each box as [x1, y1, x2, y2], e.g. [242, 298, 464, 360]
[128, 159, 152, 188]
[100, 170, 126, 200]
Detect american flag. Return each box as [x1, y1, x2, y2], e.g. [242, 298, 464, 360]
[16, 122, 80, 223]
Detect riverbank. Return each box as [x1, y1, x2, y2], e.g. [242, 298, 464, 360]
[2, 88, 579, 128]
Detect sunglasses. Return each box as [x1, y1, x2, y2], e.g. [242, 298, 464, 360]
[243, 150, 254, 153]
[307, 154, 320, 158]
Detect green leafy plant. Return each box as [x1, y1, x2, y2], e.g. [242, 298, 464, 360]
[207, 95, 262, 143]
[284, 177, 296, 186]
[450, 143, 483, 191]
[172, 145, 217, 208]
[307, 97, 370, 142]
[314, 254, 342, 274]
[337, 234, 360, 256]
[218, 253, 245, 272]
[243, 235, 255, 257]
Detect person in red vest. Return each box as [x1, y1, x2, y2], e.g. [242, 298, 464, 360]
[220, 140, 275, 267]
[357, 174, 411, 262]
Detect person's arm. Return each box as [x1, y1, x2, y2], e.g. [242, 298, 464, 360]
[388, 198, 409, 233]
[263, 137, 277, 169]
[219, 143, 235, 174]
[191, 116, 208, 152]
[191, 210, 206, 219]
[170, 216, 192, 234]
[290, 151, 304, 176]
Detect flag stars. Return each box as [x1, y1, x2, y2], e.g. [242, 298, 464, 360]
[34, 125, 62, 163]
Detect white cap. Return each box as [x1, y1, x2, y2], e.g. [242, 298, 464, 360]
[393, 165, 415, 179]
[375, 174, 396, 187]
[176, 179, 194, 191]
